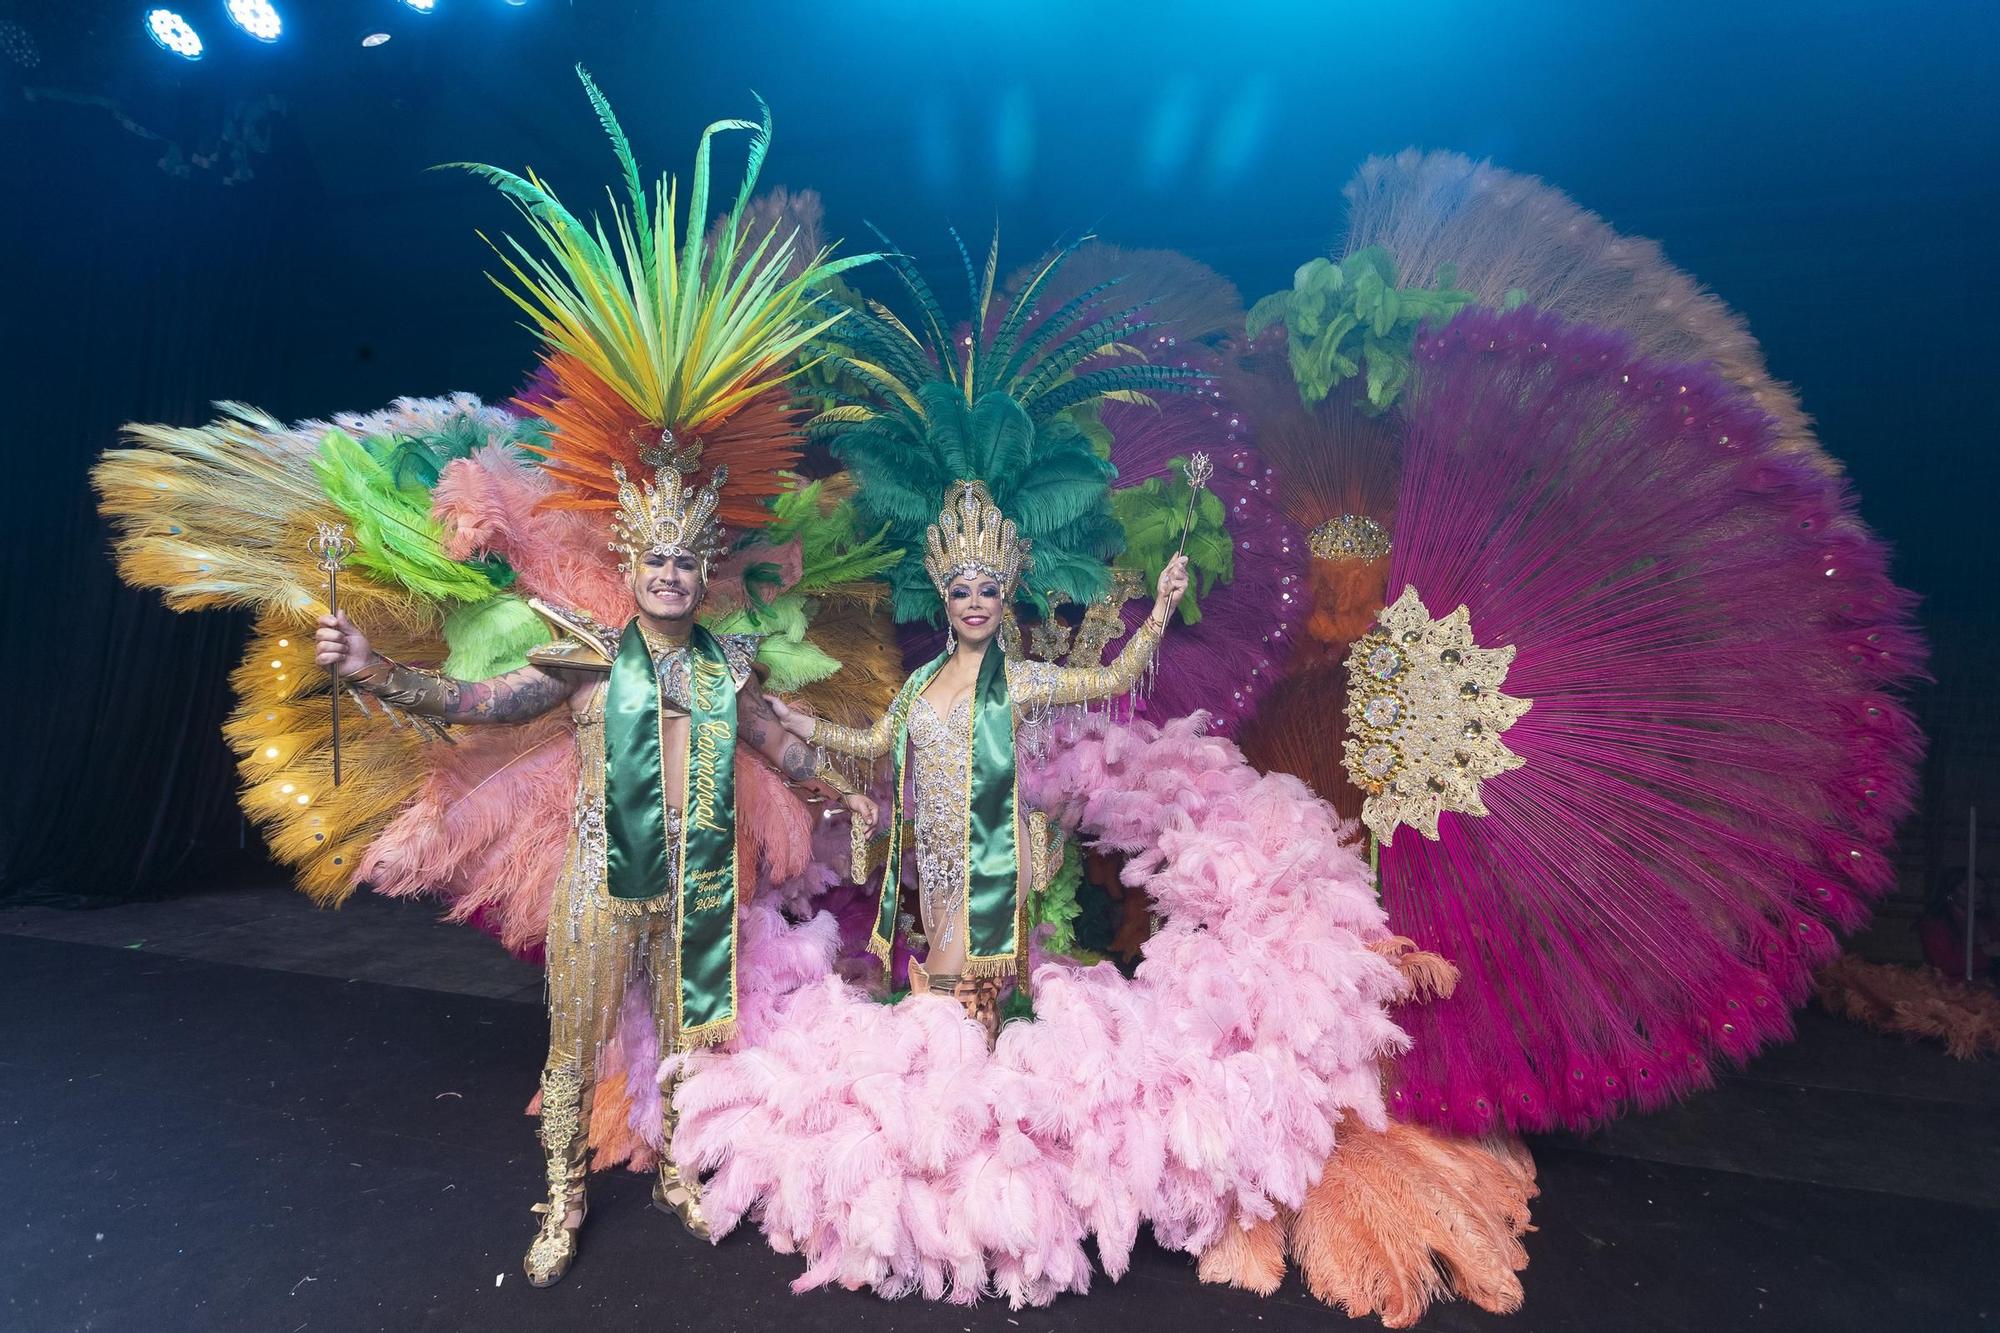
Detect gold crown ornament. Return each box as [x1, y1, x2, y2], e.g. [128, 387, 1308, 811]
[608, 462, 730, 571]
[924, 481, 1030, 597]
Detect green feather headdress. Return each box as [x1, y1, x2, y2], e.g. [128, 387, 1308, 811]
[807, 230, 1203, 622]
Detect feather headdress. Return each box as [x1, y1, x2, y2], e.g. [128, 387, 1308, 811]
[808, 230, 1203, 621]
[449, 66, 878, 527]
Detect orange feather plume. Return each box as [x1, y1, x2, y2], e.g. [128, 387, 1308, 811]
[519, 355, 800, 530]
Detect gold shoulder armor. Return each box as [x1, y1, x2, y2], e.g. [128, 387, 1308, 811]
[526, 598, 621, 673]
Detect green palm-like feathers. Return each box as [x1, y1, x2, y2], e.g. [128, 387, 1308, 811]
[806, 231, 1200, 623]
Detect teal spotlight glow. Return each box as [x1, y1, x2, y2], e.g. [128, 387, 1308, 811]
[225, 0, 282, 42]
[145, 8, 203, 59]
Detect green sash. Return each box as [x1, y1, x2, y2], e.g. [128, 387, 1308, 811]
[870, 645, 1023, 979]
[604, 622, 740, 1047]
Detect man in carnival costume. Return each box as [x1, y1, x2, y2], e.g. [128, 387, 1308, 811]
[315, 460, 873, 1286]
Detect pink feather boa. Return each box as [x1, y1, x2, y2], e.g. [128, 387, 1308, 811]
[661, 713, 1409, 1306]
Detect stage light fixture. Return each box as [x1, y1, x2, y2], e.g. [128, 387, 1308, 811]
[145, 8, 203, 59]
[401, 0, 437, 11]
[362, 31, 392, 45]
[225, 0, 282, 42]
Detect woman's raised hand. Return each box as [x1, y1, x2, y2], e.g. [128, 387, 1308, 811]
[314, 610, 375, 676]
[1153, 553, 1191, 616]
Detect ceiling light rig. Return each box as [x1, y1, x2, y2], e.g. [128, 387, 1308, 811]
[145, 8, 204, 59]
[224, 0, 283, 42]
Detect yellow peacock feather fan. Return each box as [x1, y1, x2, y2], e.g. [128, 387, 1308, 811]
[225, 615, 433, 903]
[93, 403, 457, 905]
[450, 66, 879, 529]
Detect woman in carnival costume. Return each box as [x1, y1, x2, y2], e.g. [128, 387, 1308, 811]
[771, 484, 1191, 1034]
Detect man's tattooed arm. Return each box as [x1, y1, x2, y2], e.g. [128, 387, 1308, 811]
[738, 679, 837, 793]
[350, 658, 577, 724]
[445, 665, 578, 723]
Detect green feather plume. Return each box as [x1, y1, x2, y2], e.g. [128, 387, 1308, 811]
[1108, 466, 1233, 625]
[803, 230, 1200, 624]
[443, 595, 554, 680]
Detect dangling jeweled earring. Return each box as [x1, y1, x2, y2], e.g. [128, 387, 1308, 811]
[946, 625, 958, 654]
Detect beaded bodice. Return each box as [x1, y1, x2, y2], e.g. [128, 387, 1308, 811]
[907, 694, 974, 955]
[808, 616, 1168, 957]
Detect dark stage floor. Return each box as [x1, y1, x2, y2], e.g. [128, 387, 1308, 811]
[3, 887, 1995, 1332]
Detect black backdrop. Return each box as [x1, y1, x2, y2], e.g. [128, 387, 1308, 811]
[3, 0, 1995, 903]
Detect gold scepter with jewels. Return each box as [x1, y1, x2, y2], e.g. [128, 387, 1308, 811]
[308, 522, 356, 786]
[1177, 451, 1214, 555]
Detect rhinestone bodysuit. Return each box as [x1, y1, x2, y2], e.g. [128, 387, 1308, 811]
[809, 617, 1166, 960]
[907, 694, 974, 955]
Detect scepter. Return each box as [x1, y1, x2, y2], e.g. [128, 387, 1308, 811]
[309, 522, 356, 786]
[1177, 451, 1214, 555]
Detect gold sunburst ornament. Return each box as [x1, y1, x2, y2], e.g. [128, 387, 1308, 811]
[1342, 585, 1532, 845]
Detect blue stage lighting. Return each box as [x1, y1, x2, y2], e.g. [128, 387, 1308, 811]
[401, 0, 436, 11]
[225, 0, 282, 42]
[145, 8, 203, 59]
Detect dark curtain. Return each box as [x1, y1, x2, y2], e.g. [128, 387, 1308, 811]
[0, 88, 281, 903]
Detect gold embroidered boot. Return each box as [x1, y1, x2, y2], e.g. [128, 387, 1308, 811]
[652, 1074, 711, 1240]
[524, 1064, 589, 1287]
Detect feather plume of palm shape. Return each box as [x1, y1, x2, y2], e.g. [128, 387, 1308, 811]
[807, 230, 1206, 622]
[1340, 149, 1834, 475]
[1005, 240, 1246, 347]
[1375, 306, 1924, 1136]
[450, 66, 878, 527]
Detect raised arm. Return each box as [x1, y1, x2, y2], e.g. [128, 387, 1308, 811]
[315, 610, 576, 724]
[1010, 615, 1167, 710]
[1008, 554, 1189, 711]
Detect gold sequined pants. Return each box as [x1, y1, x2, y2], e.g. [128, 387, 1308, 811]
[539, 865, 680, 1204]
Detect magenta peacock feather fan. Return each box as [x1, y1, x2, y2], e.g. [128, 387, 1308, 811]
[1367, 305, 1925, 1135]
